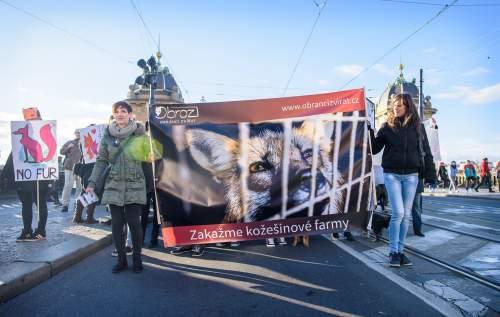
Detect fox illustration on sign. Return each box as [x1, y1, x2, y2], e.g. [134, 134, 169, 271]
[79, 125, 105, 164]
[12, 123, 57, 163]
[11, 120, 58, 182]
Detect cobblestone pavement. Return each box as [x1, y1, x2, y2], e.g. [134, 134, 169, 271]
[0, 193, 110, 266]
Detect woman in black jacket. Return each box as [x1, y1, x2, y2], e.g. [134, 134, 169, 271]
[370, 93, 435, 267]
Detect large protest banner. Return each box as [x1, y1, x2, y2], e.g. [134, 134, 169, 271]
[11, 120, 58, 181]
[79, 124, 106, 164]
[149, 88, 374, 246]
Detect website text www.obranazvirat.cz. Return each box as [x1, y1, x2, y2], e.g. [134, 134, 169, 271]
[281, 97, 359, 112]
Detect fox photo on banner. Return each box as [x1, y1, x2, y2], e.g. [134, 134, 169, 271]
[11, 120, 58, 182]
[79, 124, 106, 164]
[149, 88, 374, 246]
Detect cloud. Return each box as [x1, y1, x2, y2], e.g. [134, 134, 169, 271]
[334, 64, 364, 77]
[434, 83, 500, 105]
[316, 79, 329, 86]
[0, 112, 22, 123]
[372, 64, 393, 76]
[443, 137, 500, 162]
[422, 47, 436, 54]
[462, 67, 490, 77]
[0, 123, 9, 139]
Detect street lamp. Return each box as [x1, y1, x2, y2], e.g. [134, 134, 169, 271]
[135, 55, 159, 107]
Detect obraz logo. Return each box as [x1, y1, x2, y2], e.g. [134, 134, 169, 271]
[155, 105, 199, 120]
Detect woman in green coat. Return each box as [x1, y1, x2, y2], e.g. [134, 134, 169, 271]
[87, 101, 147, 273]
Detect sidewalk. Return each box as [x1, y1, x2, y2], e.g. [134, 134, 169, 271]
[0, 196, 112, 303]
[422, 188, 500, 201]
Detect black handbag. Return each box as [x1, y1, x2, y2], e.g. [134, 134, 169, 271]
[94, 164, 112, 197]
[417, 131, 426, 179]
[371, 211, 390, 235]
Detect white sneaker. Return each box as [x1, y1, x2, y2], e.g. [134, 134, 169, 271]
[266, 239, 275, 247]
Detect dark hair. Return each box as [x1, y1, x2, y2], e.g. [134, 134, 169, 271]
[387, 93, 420, 130]
[112, 101, 132, 113]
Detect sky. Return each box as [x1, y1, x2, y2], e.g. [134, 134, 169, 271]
[0, 0, 499, 165]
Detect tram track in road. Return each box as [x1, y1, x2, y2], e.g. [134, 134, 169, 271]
[374, 234, 500, 293]
[422, 208, 500, 225]
[371, 198, 500, 293]
[381, 205, 500, 242]
[420, 219, 500, 244]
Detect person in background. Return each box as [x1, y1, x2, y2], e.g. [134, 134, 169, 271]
[47, 178, 62, 206]
[141, 162, 160, 248]
[369, 93, 436, 267]
[266, 237, 287, 247]
[464, 160, 477, 192]
[449, 161, 458, 192]
[60, 130, 82, 212]
[374, 165, 388, 211]
[86, 101, 146, 273]
[72, 149, 98, 224]
[411, 178, 427, 237]
[437, 162, 450, 190]
[2, 109, 49, 241]
[475, 158, 493, 193]
[496, 161, 500, 192]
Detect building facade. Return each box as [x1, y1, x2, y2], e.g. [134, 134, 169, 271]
[125, 62, 184, 123]
[375, 65, 437, 129]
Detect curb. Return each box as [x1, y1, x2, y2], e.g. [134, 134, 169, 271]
[0, 230, 112, 303]
[422, 193, 500, 201]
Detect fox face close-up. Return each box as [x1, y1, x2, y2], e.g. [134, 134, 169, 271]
[186, 120, 344, 223]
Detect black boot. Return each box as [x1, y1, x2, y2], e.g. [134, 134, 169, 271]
[72, 201, 85, 224]
[132, 255, 143, 273]
[86, 203, 98, 224]
[112, 255, 127, 273]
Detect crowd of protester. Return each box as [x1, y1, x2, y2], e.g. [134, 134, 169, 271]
[1, 97, 498, 273]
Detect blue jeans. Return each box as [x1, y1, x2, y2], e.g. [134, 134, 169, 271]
[384, 173, 418, 253]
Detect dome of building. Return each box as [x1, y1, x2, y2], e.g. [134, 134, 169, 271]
[377, 65, 419, 110]
[374, 64, 437, 128]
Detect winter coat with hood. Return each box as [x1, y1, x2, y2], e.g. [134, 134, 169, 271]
[88, 120, 147, 206]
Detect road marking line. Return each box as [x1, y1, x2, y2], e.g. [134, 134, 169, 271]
[323, 235, 462, 317]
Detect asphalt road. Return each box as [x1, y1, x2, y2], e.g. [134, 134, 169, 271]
[0, 236, 441, 317]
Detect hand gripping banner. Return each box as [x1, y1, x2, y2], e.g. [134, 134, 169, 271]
[149, 88, 374, 246]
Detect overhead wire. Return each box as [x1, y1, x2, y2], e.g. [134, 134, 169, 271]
[380, 0, 500, 6]
[339, 0, 458, 90]
[282, 0, 328, 96]
[130, 1, 155, 54]
[0, 0, 134, 64]
[129, 0, 190, 101]
[129, 0, 158, 49]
